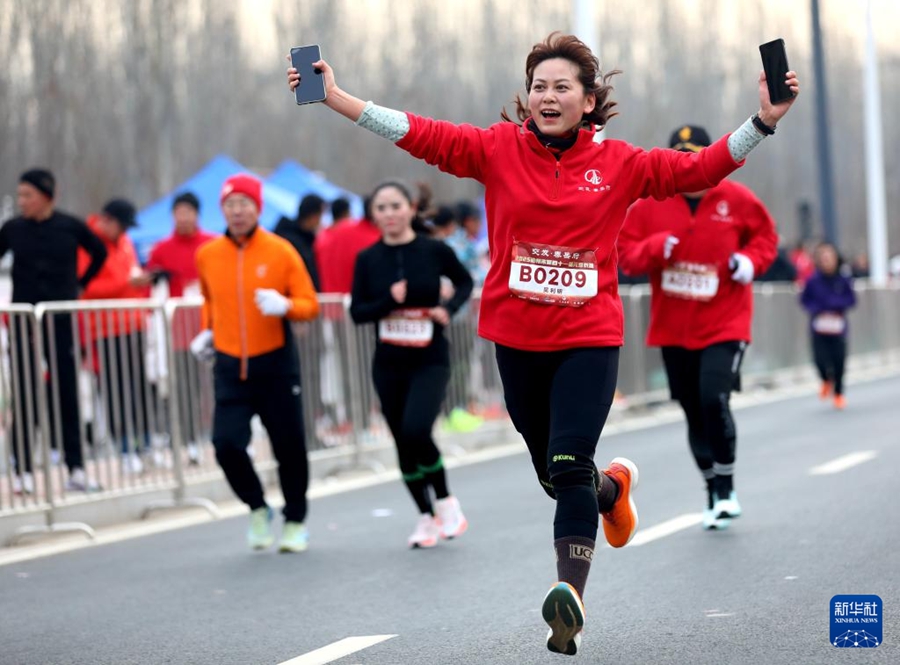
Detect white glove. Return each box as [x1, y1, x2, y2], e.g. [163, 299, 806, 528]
[663, 235, 680, 260]
[729, 253, 755, 285]
[254, 288, 291, 317]
[189, 329, 215, 362]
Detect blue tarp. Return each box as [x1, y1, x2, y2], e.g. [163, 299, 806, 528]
[132, 156, 362, 262]
[132, 155, 299, 261]
[265, 160, 364, 219]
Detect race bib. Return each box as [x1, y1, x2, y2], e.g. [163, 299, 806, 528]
[379, 308, 434, 347]
[812, 312, 846, 335]
[508, 241, 598, 307]
[661, 263, 720, 301]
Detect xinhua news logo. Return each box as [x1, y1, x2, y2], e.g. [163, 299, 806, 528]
[830, 595, 882, 648]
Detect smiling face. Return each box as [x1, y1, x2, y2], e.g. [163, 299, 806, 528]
[371, 186, 415, 241]
[527, 58, 595, 136]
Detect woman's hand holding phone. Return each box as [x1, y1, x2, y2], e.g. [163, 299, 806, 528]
[286, 54, 366, 121]
[757, 69, 800, 127]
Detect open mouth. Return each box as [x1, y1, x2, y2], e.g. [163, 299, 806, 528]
[541, 110, 561, 119]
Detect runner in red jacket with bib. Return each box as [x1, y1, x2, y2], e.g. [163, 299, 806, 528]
[289, 33, 799, 657]
[618, 125, 778, 531]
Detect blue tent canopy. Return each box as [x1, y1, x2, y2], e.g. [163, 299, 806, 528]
[266, 160, 364, 219]
[132, 155, 299, 261]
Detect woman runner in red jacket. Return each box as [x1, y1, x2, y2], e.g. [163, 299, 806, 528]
[288, 32, 799, 657]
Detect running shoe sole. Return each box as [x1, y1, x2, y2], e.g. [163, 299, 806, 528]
[542, 583, 585, 656]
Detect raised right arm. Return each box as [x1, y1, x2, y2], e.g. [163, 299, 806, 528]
[288, 58, 494, 182]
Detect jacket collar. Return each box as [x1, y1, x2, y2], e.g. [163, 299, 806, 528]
[521, 119, 598, 157]
[225, 224, 260, 247]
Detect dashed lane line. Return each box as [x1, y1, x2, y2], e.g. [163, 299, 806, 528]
[277, 635, 397, 665]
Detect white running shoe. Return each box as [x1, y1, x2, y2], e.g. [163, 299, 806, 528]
[702, 488, 730, 530]
[65, 467, 100, 492]
[12, 473, 35, 495]
[713, 491, 742, 520]
[122, 453, 144, 475]
[434, 496, 468, 539]
[187, 442, 201, 466]
[407, 514, 441, 549]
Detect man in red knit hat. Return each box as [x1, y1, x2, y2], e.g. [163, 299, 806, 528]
[192, 173, 319, 553]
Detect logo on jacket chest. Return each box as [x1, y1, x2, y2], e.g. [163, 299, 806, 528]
[712, 200, 733, 223]
[256, 265, 268, 279]
[577, 169, 612, 194]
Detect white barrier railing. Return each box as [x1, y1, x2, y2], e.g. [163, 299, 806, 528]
[1, 282, 898, 544]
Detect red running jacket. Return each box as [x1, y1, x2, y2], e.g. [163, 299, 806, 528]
[618, 180, 777, 349]
[396, 115, 743, 350]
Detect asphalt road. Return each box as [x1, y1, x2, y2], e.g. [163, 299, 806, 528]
[2, 376, 898, 665]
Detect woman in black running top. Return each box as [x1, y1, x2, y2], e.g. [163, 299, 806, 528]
[350, 181, 474, 549]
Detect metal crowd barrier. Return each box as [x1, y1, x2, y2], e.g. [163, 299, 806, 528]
[2, 283, 899, 544]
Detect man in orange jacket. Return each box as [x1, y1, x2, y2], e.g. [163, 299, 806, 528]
[193, 173, 319, 552]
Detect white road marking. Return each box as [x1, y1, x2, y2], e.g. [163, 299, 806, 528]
[626, 513, 703, 547]
[278, 635, 396, 665]
[809, 451, 877, 476]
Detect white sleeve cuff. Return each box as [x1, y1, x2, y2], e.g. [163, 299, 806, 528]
[727, 117, 766, 162]
[355, 101, 410, 143]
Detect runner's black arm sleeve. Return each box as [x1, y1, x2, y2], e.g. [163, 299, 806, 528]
[76, 222, 108, 289]
[349, 251, 399, 323]
[440, 243, 474, 316]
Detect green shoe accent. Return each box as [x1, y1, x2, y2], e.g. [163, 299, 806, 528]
[278, 522, 309, 553]
[444, 407, 484, 433]
[248, 507, 274, 550]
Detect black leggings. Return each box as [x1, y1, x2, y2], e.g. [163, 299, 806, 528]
[812, 333, 847, 395]
[662, 342, 745, 478]
[372, 359, 450, 514]
[212, 366, 309, 523]
[495, 345, 619, 540]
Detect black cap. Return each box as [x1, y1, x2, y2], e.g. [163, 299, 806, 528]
[455, 200, 480, 222]
[172, 191, 200, 212]
[101, 198, 138, 228]
[431, 205, 457, 229]
[669, 125, 712, 153]
[297, 194, 326, 220]
[19, 168, 56, 199]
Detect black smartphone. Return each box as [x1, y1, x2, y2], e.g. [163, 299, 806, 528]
[290, 44, 326, 105]
[759, 38, 795, 104]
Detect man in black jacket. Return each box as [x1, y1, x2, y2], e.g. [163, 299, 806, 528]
[274, 194, 324, 291]
[0, 168, 107, 492]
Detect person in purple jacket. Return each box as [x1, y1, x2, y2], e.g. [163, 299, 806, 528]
[800, 242, 856, 409]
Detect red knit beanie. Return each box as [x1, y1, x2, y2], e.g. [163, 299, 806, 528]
[220, 173, 263, 212]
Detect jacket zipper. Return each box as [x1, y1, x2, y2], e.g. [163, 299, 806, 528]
[237, 246, 248, 380]
[552, 160, 561, 200]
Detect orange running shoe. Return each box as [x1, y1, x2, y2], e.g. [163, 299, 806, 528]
[834, 394, 846, 410]
[600, 457, 639, 548]
[819, 381, 833, 400]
